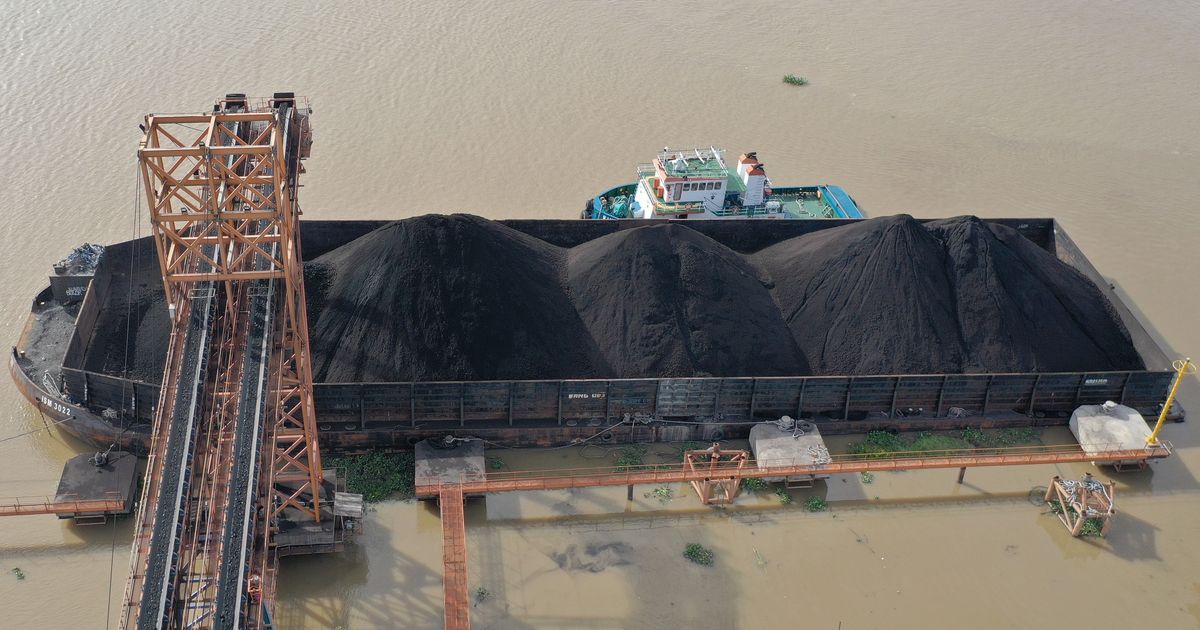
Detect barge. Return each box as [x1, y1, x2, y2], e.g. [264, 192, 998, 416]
[11, 218, 1183, 454]
[582, 147, 864, 220]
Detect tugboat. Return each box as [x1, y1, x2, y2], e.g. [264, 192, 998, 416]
[583, 147, 864, 220]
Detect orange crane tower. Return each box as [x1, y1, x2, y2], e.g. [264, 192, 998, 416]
[119, 94, 322, 629]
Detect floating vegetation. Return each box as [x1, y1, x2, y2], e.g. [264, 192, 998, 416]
[962, 427, 1041, 448]
[474, 587, 491, 605]
[614, 445, 647, 469]
[645, 486, 675, 504]
[684, 543, 715, 566]
[676, 441, 705, 458]
[325, 450, 415, 502]
[741, 477, 769, 492]
[775, 488, 793, 505]
[783, 74, 809, 86]
[804, 496, 828, 512]
[860, 472, 875, 484]
[1080, 518, 1106, 537]
[849, 428, 1042, 459]
[11, 567, 25, 580]
[488, 456, 505, 470]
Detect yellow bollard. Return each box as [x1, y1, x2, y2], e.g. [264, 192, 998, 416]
[1147, 358, 1194, 446]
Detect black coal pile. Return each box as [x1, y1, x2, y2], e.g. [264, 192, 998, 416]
[753, 215, 965, 375]
[83, 238, 170, 383]
[81, 213, 1144, 385]
[926, 216, 1143, 372]
[306, 215, 602, 382]
[754, 215, 1143, 374]
[567, 224, 805, 377]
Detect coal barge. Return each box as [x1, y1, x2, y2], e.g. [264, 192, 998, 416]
[11, 217, 1183, 455]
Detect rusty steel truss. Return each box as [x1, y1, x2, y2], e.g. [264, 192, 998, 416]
[121, 94, 322, 630]
[139, 95, 322, 524]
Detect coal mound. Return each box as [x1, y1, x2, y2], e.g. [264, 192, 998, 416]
[82, 213, 1144, 385]
[306, 215, 601, 382]
[927, 216, 1143, 372]
[754, 215, 1143, 374]
[82, 238, 170, 383]
[754, 215, 965, 375]
[568, 224, 805, 377]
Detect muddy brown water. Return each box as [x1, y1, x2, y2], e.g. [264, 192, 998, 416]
[2, 0, 1199, 627]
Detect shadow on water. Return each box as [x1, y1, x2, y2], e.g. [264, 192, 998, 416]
[276, 502, 446, 630]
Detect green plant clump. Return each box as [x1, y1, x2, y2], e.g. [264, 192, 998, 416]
[775, 488, 793, 505]
[326, 450, 415, 502]
[474, 587, 491, 605]
[847, 431, 905, 457]
[614, 445, 647, 469]
[684, 543, 715, 566]
[804, 496, 828, 512]
[783, 74, 809, 86]
[646, 485, 675, 504]
[741, 477, 770, 492]
[860, 472, 874, 484]
[11, 567, 25, 580]
[1080, 518, 1105, 537]
[962, 427, 1041, 448]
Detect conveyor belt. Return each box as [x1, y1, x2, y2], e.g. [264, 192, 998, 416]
[137, 280, 216, 629]
[214, 276, 275, 628]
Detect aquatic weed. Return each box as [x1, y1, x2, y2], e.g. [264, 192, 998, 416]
[684, 543, 714, 566]
[741, 477, 769, 492]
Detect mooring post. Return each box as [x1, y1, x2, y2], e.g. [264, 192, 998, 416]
[957, 467, 967, 484]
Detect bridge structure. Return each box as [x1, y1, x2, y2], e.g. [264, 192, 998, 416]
[420, 440, 1173, 630]
[117, 93, 331, 630]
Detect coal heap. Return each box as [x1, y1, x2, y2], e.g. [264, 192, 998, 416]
[306, 215, 601, 382]
[82, 238, 170, 383]
[753, 215, 964, 375]
[926, 216, 1143, 372]
[82, 214, 1144, 385]
[754, 215, 1143, 374]
[567, 224, 806, 377]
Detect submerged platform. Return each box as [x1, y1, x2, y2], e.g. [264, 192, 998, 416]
[748, 419, 832, 487]
[53, 450, 137, 524]
[414, 438, 486, 490]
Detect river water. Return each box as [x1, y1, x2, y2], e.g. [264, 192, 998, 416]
[1, 0, 1198, 627]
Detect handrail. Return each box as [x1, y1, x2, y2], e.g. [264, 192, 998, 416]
[0, 491, 127, 516]
[417, 441, 1172, 496]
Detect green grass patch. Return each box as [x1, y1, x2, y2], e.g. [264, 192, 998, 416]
[961, 427, 1041, 448]
[1080, 518, 1105, 537]
[849, 428, 1041, 458]
[614, 445, 647, 469]
[908, 432, 971, 452]
[684, 543, 715, 566]
[645, 486, 675, 504]
[741, 477, 770, 492]
[325, 450, 415, 502]
[804, 496, 828, 512]
[783, 74, 809, 86]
